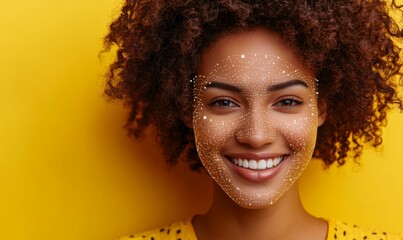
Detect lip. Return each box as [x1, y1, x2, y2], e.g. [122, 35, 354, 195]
[223, 154, 289, 183]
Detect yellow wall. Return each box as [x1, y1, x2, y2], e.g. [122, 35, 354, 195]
[0, 1, 402, 239]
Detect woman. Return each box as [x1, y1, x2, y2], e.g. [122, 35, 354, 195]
[104, 0, 403, 239]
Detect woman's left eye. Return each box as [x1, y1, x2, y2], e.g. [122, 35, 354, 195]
[275, 98, 303, 107]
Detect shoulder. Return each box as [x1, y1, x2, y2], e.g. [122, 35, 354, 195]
[117, 219, 197, 240]
[327, 220, 403, 240]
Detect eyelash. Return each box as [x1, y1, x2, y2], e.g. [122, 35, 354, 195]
[274, 97, 303, 107]
[209, 98, 239, 108]
[208, 97, 303, 109]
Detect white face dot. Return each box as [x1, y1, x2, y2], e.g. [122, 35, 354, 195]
[192, 51, 320, 208]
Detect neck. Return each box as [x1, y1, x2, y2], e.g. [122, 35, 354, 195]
[193, 181, 326, 240]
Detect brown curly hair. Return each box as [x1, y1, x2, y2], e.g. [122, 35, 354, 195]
[104, 0, 403, 171]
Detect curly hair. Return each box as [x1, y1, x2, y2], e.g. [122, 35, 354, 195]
[104, 0, 403, 171]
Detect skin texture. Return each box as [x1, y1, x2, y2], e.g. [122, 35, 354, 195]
[191, 28, 328, 240]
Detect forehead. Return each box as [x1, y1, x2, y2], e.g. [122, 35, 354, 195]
[194, 54, 317, 95]
[198, 28, 314, 79]
[198, 53, 315, 89]
[192, 58, 318, 101]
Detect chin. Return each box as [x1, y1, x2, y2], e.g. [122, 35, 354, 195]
[236, 200, 278, 210]
[222, 187, 285, 209]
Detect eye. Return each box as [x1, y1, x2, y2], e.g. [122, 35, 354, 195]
[275, 97, 303, 107]
[210, 98, 239, 108]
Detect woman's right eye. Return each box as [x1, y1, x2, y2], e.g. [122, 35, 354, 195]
[210, 99, 239, 108]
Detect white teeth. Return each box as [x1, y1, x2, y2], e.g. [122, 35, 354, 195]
[232, 156, 284, 170]
[267, 159, 273, 168]
[248, 160, 257, 170]
[257, 160, 266, 170]
[242, 160, 249, 168]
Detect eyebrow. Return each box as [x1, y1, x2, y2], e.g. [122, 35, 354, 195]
[268, 79, 309, 91]
[205, 79, 309, 93]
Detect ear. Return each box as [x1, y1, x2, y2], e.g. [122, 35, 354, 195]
[317, 99, 327, 127]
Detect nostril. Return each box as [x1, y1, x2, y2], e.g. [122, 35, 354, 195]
[235, 128, 276, 148]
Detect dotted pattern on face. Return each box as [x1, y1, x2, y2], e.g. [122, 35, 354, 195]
[192, 53, 319, 208]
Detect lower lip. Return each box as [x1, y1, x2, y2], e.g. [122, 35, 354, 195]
[225, 156, 287, 183]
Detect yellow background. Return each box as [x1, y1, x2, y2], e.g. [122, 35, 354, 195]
[0, 1, 402, 239]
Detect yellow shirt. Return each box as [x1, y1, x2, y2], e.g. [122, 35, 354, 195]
[119, 219, 403, 240]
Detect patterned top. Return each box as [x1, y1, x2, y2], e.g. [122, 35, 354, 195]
[119, 219, 402, 240]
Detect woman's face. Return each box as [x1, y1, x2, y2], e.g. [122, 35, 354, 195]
[192, 28, 326, 208]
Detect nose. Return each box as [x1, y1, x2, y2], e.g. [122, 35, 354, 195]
[236, 110, 276, 148]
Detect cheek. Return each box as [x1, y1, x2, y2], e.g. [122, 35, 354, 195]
[278, 114, 318, 156]
[193, 112, 237, 154]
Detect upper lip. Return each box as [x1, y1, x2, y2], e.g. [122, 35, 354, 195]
[224, 152, 288, 160]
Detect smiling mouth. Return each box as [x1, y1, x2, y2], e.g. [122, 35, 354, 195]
[228, 156, 286, 170]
